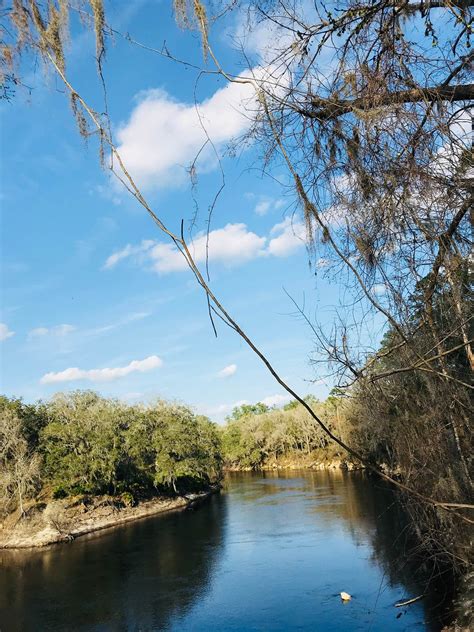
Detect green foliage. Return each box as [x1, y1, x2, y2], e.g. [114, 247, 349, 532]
[125, 402, 222, 493]
[221, 419, 263, 469]
[221, 396, 345, 469]
[228, 402, 269, 420]
[0, 395, 48, 451]
[40, 391, 131, 496]
[0, 391, 223, 513]
[120, 491, 135, 507]
[41, 392, 222, 497]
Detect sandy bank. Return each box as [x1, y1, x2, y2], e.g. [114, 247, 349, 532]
[0, 489, 217, 549]
[224, 457, 363, 472]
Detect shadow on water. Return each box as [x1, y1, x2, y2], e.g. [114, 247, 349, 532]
[0, 494, 227, 632]
[0, 472, 453, 631]
[228, 469, 453, 630]
[341, 471, 456, 626]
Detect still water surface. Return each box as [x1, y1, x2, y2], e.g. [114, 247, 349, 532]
[0, 471, 451, 631]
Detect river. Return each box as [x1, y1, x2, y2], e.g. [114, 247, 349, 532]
[0, 470, 453, 631]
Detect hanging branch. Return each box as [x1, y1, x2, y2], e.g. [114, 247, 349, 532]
[41, 48, 474, 522]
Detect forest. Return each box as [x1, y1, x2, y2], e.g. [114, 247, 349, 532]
[0, 392, 222, 515]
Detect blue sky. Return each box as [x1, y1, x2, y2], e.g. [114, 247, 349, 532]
[0, 1, 384, 420]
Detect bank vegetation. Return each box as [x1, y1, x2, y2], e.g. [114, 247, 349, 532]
[0, 391, 222, 546]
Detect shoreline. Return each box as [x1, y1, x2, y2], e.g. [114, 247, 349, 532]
[0, 488, 218, 550]
[224, 457, 363, 473]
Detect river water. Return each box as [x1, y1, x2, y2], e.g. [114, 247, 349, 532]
[0, 471, 452, 631]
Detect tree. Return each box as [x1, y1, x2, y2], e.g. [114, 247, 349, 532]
[144, 403, 222, 492]
[228, 402, 270, 420]
[0, 408, 41, 516]
[41, 391, 131, 496]
[38, 393, 222, 498]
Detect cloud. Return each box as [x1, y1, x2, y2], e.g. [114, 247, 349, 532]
[260, 393, 292, 407]
[40, 355, 163, 384]
[0, 323, 14, 341]
[267, 218, 306, 257]
[229, 6, 296, 62]
[121, 392, 144, 401]
[316, 258, 330, 269]
[200, 399, 249, 418]
[105, 223, 267, 273]
[372, 283, 387, 296]
[28, 324, 76, 339]
[105, 218, 306, 274]
[255, 200, 271, 216]
[82, 312, 152, 338]
[155, 223, 267, 273]
[116, 70, 264, 190]
[103, 240, 155, 270]
[217, 363, 237, 378]
[253, 197, 286, 216]
[201, 392, 291, 420]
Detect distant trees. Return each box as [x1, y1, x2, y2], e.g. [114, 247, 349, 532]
[229, 403, 270, 420]
[221, 396, 346, 469]
[0, 392, 222, 516]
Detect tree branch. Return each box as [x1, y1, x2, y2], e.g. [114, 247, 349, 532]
[304, 83, 474, 121]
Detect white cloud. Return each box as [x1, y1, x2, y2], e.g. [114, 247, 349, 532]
[121, 392, 144, 401]
[217, 363, 237, 378]
[40, 355, 162, 384]
[105, 218, 308, 275]
[372, 283, 387, 296]
[54, 324, 75, 336]
[103, 240, 154, 270]
[154, 223, 266, 273]
[229, 6, 296, 62]
[260, 393, 292, 407]
[116, 69, 264, 190]
[200, 399, 249, 419]
[201, 392, 291, 420]
[267, 218, 306, 257]
[0, 323, 14, 341]
[85, 312, 151, 337]
[105, 223, 267, 273]
[253, 197, 286, 216]
[255, 200, 271, 216]
[29, 327, 49, 338]
[28, 324, 76, 339]
[316, 258, 330, 269]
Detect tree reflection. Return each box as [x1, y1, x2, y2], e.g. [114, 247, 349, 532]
[0, 495, 227, 632]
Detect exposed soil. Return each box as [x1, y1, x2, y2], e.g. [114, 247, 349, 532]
[0, 489, 216, 549]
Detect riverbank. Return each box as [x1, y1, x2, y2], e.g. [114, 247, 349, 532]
[0, 488, 218, 549]
[224, 455, 363, 472]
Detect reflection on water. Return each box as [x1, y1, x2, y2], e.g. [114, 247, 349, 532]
[0, 495, 226, 631]
[0, 471, 451, 631]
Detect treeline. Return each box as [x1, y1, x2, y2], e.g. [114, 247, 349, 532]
[0, 391, 222, 517]
[221, 395, 348, 469]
